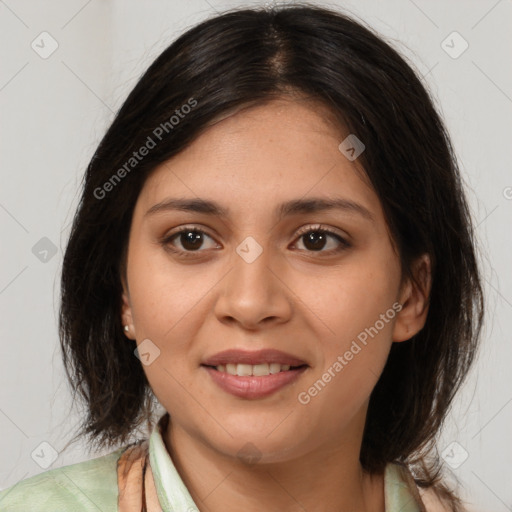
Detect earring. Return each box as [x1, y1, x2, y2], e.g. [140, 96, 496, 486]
[124, 325, 130, 333]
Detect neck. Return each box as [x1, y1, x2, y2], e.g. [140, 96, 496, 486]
[162, 415, 385, 512]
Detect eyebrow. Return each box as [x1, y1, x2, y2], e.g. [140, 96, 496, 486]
[144, 197, 375, 222]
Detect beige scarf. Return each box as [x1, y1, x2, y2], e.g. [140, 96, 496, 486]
[117, 439, 163, 511]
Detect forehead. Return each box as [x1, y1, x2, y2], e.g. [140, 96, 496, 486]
[134, 98, 378, 221]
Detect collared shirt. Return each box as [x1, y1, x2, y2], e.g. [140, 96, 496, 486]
[0, 412, 427, 511]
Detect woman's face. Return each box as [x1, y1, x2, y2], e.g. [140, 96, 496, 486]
[121, 98, 424, 463]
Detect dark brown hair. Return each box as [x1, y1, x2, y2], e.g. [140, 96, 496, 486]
[59, 3, 484, 510]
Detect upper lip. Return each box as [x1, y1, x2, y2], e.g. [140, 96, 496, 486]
[202, 349, 308, 367]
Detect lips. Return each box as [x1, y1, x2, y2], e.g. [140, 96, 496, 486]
[202, 365, 308, 399]
[201, 349, 309, 399]
[201, 348, 308, 367]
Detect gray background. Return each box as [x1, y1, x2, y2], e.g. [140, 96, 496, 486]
[1, 1, 511, 510]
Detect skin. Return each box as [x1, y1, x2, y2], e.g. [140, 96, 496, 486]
[121, 97, 431, 512]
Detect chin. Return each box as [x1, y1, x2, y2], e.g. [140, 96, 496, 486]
[202, 426, 309, 466]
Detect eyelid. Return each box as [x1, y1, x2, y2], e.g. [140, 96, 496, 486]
[294, 223, 349, 242]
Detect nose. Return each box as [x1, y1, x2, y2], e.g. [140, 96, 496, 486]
[213, 240, 293, 330]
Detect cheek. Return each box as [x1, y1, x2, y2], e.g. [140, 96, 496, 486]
[128, 262, 210, 415]
[126, 248, 223, 408]
[293, 251, 400, 342]
[127, 242, 213, 338]
[297, 318, 394, 430]
[293, 253, 399, 410]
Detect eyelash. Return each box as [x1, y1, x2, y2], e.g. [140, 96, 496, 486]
[159, 224, 351, 259]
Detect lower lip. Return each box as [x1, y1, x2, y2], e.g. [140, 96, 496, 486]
[202, 365, 308, 399]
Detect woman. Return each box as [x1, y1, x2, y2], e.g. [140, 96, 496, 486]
[0, 3, 484, 511]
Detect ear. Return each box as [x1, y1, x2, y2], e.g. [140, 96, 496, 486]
[392, 254, 432, 343]
[121, 276, 136, 340]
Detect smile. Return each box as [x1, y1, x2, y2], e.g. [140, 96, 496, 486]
[211, 363, 303, 376]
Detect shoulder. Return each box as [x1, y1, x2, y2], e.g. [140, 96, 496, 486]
[418, 485, 454, 512]
[386, 462, 454, 512]
[0, 447, 125, 512]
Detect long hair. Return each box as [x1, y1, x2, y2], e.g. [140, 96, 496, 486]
[59, 4, 484, 510]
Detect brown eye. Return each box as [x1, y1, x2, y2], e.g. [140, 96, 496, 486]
[300, 231, 330, 251]
[161, 227, 218, 255]
[175, 230, 205, 251]
[294, 225, 351, 254]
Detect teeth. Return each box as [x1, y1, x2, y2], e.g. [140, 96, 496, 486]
[216, 363, 294, 376]
[237, 364, 252, 376]
[254, 363, 271, 376]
